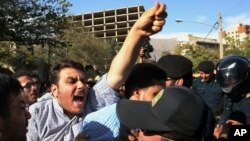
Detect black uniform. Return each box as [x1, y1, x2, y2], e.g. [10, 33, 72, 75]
[192, 77, 223, 115]
[219, 96, 250, 125]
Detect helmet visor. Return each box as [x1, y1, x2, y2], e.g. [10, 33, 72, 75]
[216, 71, 241, 93]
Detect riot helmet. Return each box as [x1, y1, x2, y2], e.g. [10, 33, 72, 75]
[216, 56, 250, 99]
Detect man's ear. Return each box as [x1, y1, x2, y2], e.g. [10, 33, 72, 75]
[129, 88, 141, 100]
[175, 78, 184, 86]
[51, 84, 58, 98]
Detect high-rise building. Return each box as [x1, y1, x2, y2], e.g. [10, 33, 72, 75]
[71, 5, 145, 45]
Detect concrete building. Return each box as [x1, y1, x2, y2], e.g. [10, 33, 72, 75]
[222, 23, 250, 45]
[71, 5, 145, 45]
[180, 34, 219, 49]
[70, 6, 180, 61]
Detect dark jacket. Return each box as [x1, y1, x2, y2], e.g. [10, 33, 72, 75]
[192, 76, 223, 115]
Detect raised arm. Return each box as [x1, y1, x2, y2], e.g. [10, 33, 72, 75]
[107, 2, 167, 89]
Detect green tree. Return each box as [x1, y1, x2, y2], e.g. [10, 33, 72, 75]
[0, 0, 71, 78]
[0, 41, 38, 71]
[0, 0, 71, 46]
[225, 36, 250, 57]
[50, 25, 117, 76]
[175, 43, 219, 71]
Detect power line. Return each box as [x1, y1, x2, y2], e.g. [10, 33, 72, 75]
[202, 22, 218, 41]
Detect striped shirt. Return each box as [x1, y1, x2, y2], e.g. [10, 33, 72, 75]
[81, 103, 120, 141]
[26, 73, 120, 141]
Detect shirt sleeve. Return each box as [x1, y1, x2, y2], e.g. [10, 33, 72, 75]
[81, 104, 120, 140]
[86, 73, 121, 111]
[26, 106, 40, 141]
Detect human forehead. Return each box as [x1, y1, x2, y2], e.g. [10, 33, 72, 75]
[198, 71, 210, 75]
[17, 75, 32, 84]
[58, 67, 85, 79]
[32, 77, 39, 81]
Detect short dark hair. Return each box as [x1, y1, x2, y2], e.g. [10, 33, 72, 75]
[0, 74, 22, 118]
[12, 70, 31, 79]
[124, 63, 166, 99]
[181, 72, 193, 88]
[50, 60, 85, 84]
[31, 73, 40, 80]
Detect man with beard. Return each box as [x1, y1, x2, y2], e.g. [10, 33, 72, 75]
[79, 63, 167, 140]
[0, 74, 31, 141]
[192, 60, 223, 115]
[26, 2, 167, 141]
[13, 71, 39, 105]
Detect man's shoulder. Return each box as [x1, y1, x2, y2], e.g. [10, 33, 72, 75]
[29, 98, 53, 113]
[240, 97, 250, 103]
[85, 103, 117, 119]
[37, 92, 53, 102]
[82, 104, 120, 140]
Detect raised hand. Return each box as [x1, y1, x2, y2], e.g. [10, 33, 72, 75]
[132, 2, 167, 36]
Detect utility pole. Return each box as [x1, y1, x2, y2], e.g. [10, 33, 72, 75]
[218, 13, 224, 59]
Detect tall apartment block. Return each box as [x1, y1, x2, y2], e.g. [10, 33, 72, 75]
[71, 5, 145, 45]
[222, 23, 250, 44]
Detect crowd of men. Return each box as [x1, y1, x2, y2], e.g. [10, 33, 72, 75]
[0, 2, 250, 141]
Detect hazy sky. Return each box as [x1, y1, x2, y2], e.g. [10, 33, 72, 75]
[68, 0, 250, 40]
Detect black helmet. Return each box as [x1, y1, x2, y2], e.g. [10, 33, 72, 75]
[216, 56, 250, 99]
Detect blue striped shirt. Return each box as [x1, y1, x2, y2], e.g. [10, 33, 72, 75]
[27, 73, 120, 141]
[81, 104, 120, 141]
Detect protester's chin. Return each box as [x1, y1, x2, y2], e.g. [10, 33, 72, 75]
[73, 106, 85, 115]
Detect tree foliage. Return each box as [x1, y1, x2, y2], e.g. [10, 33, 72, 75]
[175, 43, 219, 72]
[225, 37, 250, 57]
[0, 0, 72, 77]
[0, 41, 39, 72]
[0, 0, 71, 46]
[50, 25, 118, 74]
[175, 36, 250, 72]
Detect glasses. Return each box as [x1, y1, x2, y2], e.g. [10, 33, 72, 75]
[22, 82, 35, 89]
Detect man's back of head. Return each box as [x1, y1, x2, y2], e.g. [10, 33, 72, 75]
[0, 73, 31, 141]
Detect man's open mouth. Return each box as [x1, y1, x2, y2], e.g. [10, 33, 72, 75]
[73, 95, 84, 102]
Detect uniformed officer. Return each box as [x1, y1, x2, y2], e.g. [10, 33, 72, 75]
[192, 61, 223, 115]
[214, 56, 250, 140]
